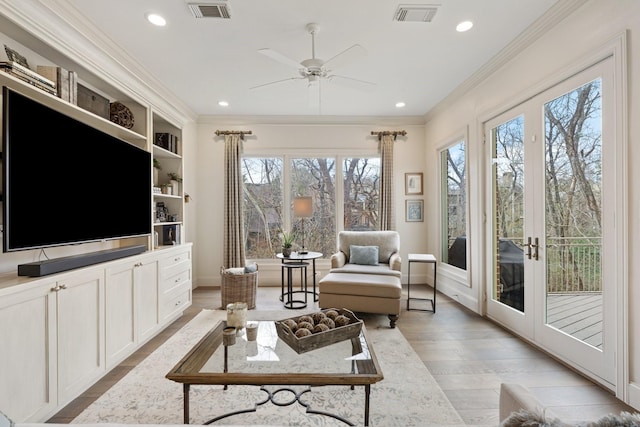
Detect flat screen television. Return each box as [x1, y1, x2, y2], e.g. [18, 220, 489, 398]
[2, 86, 152, 252]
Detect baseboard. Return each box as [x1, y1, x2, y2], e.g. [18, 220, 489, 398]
[17, 245, 147, 277]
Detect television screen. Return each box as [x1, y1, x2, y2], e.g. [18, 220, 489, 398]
[2, 86, 152, 252]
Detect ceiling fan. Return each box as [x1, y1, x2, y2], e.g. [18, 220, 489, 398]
[251, 23, 375, 109]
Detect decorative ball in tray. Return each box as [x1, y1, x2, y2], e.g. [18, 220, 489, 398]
[275, 308, 363, 354]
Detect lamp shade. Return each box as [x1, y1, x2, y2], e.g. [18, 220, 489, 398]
[293, 196, 313, 218]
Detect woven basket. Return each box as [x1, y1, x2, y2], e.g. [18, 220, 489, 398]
[220, 266, 258, 309]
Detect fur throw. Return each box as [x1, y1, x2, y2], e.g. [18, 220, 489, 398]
[500, 409, 640, 427]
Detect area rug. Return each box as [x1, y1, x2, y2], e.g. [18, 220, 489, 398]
[71, 309, 465, 426]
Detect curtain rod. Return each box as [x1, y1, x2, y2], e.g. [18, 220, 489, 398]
[215, 130, 253, 139]
[371, 130, 407, 140]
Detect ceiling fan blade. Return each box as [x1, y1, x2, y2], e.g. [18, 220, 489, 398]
[258, 48, 303, 70]
[327, 74, 376, 91]
[323, 44, 367, 71]
[250, 76, 304, 90]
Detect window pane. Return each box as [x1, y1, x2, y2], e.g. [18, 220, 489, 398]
[291, 158, 336, 257]
[441, 141, 467, 270]
[242, 158, 283, 259]
[343, 157, 380, 231]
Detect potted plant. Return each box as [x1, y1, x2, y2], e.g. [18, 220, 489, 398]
[167, 172, 182, 196]
[280, 229, 295, 257]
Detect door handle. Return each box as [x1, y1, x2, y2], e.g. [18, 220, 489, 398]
[525, 237, 532, 260]
[532, 237, 539, 260]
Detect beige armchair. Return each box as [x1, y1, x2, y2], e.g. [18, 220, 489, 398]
[319, 231, 402, 328]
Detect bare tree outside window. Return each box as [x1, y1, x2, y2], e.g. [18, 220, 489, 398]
[544, 79, 602, 293]
[343, 158, 380, 231]
[242, 155, 380, 259]
[291, 158, 336, 257]
[242, 158, 283, 259]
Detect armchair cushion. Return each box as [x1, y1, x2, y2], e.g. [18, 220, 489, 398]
[349, 245, 379, 265]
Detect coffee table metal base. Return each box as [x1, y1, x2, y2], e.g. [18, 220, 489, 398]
[183, 384, 369, 426]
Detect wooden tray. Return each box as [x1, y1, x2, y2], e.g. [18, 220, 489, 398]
[275, 308, 363, 354]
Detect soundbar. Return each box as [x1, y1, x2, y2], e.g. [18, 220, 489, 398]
[18, 245, 147, 277]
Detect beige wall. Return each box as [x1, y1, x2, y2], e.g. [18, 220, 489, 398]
[191, 119, 427, 287]
[421, 0, 640, 407]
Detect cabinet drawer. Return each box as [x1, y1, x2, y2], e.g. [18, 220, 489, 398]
[159, 248, 191, 270]
[161, 285, 191, 320]
[160, 267, 191, 294]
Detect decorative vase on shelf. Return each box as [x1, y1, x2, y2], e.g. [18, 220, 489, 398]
[153, 168, 159, 186]
[170, 179, 179, 196]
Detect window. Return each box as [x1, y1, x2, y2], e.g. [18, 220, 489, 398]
[242, 155, 380, 259]
[440, 139, 467, 269]
[242, 158, 283, 259]
[291, 157, 336, 257]
[343, 158, 380, 231]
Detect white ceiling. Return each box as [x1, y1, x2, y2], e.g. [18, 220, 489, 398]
[62, 0, 560, 118]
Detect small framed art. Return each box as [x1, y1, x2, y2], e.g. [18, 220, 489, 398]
[406, 199, 424, 222]
[405, 172, 423, 195]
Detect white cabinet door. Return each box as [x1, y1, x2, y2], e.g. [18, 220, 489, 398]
[135, 258, 159, 343]
[0, 282, 57, 422]
[105, 262, 136, 368]
[56, 269, 105, 404]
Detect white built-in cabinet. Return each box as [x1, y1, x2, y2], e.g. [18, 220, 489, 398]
[0, 244, 191, 423]
[0, 14, 192, 424]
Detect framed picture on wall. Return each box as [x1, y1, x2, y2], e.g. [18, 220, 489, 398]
[405, 172, 423, 195]
[405, 199, 424, 222]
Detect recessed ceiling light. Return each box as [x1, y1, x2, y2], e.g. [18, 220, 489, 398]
[456, 20, 473, 32]
[146, 13, 167, 26]
[218, 101, 229, 107]
[395, 102, 406, 108]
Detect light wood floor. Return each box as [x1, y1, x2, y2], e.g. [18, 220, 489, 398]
[48, 284, 635, 425]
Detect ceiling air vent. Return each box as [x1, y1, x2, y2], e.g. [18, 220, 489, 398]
[188, 2, 231, 19]
[394, 4, 438, 22]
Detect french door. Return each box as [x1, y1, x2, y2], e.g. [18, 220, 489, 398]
[485, 57, 618, 388]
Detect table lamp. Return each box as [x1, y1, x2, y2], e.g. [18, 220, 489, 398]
[293, 196, 313, 254]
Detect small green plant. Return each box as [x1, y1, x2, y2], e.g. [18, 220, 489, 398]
[153, 158, 161, 169]
[280, 229, 295, 248]
[167, 172, 182, 182]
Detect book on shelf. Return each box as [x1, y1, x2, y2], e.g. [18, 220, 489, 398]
[36, 65, 78, 102]
[0, 61, 56, 95]
[154, 132, 180, 154]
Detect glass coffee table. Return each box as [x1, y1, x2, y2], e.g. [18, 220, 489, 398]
[166, 319, 383, 426]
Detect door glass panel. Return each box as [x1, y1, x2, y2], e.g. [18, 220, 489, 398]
[491, 116, 525, 311]
[544, 79, 603, 348]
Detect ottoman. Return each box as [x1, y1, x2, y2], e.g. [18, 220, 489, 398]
[318, 272, 402, 328]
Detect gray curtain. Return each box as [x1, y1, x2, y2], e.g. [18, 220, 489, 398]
[223, 134, 246, 267]
[379, 134, 395, 230]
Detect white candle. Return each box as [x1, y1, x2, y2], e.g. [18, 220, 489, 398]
[226, 302, 247, 329]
